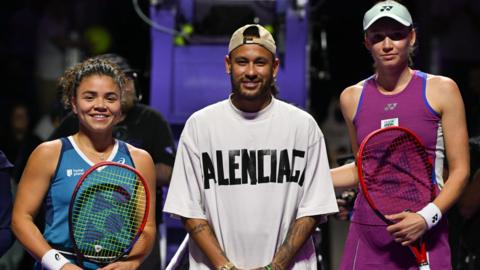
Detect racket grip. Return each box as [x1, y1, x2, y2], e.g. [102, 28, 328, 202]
[418, 264, 431, 270]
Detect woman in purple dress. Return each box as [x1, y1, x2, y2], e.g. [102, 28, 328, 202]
[332, 1, 469, 269]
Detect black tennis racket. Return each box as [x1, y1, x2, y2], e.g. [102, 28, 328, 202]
[357, 126, 435, 270]
[68, 161, 150, 267]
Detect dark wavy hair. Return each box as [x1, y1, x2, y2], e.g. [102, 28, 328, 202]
[58, 57, 127, 109]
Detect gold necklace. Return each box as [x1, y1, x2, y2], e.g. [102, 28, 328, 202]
[97, 152, 106, 160]
[74, 135, 110, 161]
[85, 147, 109, 161]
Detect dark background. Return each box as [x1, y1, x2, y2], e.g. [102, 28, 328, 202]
[1, 0, 479, 135]
[2, 0, 479, 134]
[1, 0, 479, 269]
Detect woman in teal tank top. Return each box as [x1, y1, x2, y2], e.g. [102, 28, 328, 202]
[12, 57, 157, 270]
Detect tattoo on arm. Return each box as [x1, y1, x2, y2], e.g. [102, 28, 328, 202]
[271, 216, 319, 270]
[189, 223, 209, 235]
[183, 219, 229, 264]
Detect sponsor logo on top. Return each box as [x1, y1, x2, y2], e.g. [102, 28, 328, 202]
[66, 168, 85, 177]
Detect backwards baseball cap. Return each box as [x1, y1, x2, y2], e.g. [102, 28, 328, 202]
[228, 24, 276, 55]
[363, 0, 412, 31]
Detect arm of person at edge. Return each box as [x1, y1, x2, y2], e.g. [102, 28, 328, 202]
[458, 169, 480, 219]
[99, 146, 157, 270]
[0, 166, 14, 257]
[181, 218, 240, 270]
[385, 76, 470, 246]
[11, 141, 83, 270]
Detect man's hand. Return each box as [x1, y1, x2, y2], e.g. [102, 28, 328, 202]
[334, 190, 356, 221]
[386, 212, 428, 246]
[334, 198, 351, 221]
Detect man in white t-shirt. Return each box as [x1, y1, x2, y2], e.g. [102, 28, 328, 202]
[163, 24, 338, 270]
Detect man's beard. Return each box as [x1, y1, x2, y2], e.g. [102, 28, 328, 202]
[230, 73, 274, 100]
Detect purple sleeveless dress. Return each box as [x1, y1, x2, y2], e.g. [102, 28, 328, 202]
[340, 71, 452, 269]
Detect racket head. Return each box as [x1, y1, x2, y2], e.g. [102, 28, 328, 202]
[357, 126, 435, 224]
[68, 161, 150, 265]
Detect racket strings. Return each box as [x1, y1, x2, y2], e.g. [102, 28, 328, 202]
[361, 130, 434, 214]
[70, 165, 147, 263]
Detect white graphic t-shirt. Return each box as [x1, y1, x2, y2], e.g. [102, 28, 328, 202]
[164, 97, 338, 269]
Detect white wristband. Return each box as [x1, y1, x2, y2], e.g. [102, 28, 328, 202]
[41, 249, 70, 270]
[416, 203, 442, 230]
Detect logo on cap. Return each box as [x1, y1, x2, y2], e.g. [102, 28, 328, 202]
[380, 5, 393, 12]
[363, 1, 413, 31]
[243, 37, 255, 44]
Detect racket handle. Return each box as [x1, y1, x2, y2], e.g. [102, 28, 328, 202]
[418, 264, 431, 270]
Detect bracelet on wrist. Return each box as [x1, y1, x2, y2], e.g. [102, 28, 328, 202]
[41, 249, 70, 270]
[264, 263, 273, 270]
[416, 202, 442, 230]
[219, 261, 235, 270]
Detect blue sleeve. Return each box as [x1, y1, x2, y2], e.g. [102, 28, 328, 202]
[0, 171, 14, 257]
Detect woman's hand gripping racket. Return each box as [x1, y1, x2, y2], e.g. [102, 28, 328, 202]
[68, 161, 150, 267]
[357, 126, 435, 270]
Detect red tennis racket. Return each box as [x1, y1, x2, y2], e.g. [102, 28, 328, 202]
[68, 161, 150, 267]
[357, 126, 435, 270]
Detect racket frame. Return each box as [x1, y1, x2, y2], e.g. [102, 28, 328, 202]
[356, 126, 434, 269]
[68, 161, 151, 266]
